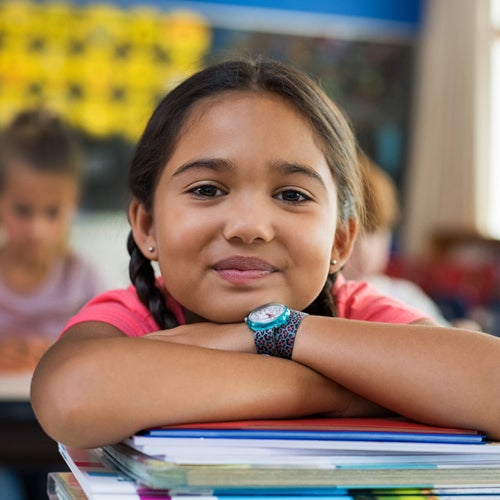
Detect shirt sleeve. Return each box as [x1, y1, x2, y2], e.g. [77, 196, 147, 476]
[61, 286, 160, 337]
[334, 276, 430, 324]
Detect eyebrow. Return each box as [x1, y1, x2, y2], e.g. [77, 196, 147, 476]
[172, 159, 231, 177]
[273, 161, 327, 188]
[172, 158, 327, 188]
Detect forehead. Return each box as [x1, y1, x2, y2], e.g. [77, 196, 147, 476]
[170, 90, 330, 168]
[0, 160, 78, 202]
[155, 90, 339, 209]
[184, 90, 311, 131]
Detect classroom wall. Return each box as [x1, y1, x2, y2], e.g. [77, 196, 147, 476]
[70, 212, 131, 290]
[0, 0, 422, 291]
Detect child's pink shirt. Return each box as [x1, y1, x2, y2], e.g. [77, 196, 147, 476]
[61, 274, 428, 337]
[0, 252, 106, 340]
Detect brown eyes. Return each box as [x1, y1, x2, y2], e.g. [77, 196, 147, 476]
[275, 189, 310, 203]
[190, 184, 311, 204]
[190, 184, 225, 198]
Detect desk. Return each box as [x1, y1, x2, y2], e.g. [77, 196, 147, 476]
[0, 373, 66, 468]
[0, 373, 31, 401]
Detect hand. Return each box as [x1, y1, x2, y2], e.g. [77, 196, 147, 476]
[0, 335, 53, 373]
[143, 322, 255, 353]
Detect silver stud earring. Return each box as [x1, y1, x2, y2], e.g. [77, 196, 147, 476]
[148, 246, 155, 253]
[331, 259, 337, 266]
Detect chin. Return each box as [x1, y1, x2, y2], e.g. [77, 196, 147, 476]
[189, 293, 293, 324]
[213, 310, 248, 324]
[196, 303, 260, 324]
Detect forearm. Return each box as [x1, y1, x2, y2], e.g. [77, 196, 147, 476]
[31, 324, 375, 448]
[293, 316, 500, 439]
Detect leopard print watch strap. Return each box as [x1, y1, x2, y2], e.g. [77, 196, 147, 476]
[253, 310, 308, 359]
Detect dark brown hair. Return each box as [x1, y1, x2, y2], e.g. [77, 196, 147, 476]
[127, 56, 364, 328]
[0, 108, 82, 193]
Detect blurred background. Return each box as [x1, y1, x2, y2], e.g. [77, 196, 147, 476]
[0, 0, 422, 293]
[1, 0, 499, 332]
[0, 0, 499, 496]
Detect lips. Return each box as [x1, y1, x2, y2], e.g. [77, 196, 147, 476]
[214, 256, 276, 271]
[212, 256, 277, 283]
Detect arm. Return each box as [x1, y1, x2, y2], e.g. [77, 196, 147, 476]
[292, 316, 500, 440]
[30, 322, 385, 449]
[145, 316, 500, 439]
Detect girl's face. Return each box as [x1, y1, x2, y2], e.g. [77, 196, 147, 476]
[0, 162, 78, 266]
[132, 91, 356, 323]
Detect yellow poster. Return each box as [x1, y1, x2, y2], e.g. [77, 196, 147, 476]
[0, 0, 211, 140]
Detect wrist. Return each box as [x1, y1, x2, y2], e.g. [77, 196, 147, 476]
[245, 303, 308, 359]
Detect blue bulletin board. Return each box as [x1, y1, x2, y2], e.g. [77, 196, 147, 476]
[0, 0, 422, 209]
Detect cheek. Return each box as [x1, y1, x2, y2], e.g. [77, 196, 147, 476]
[49, 219, 70, 240]
[156, 207, 207, 255]
[305, 215, 336, 260]
[154, 206, 212, 284]
[289, 226, 334, 298]
[298, 234, 332, 268]
[2, 214, 23, 237]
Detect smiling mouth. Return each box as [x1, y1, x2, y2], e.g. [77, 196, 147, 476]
[213, 256, 277, 284]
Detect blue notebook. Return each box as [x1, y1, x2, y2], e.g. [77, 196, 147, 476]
[142, 417, 486, 444]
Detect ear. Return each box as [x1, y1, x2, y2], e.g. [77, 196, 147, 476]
[128, 198, 157, 260]
[330, 217, 358, 273]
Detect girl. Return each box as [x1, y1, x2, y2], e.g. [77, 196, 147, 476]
[31, 57, 500, 449]
[0, 108, 105, 371]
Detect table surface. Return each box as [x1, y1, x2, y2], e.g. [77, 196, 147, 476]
[0, 372, 32, 401]
[0, 371, 66, 469]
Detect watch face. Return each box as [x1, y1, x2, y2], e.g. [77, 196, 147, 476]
[247, 303, 289, 329]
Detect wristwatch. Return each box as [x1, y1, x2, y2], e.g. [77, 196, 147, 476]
[245, 303, 308, 359]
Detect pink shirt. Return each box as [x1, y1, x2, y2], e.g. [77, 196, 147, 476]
[62, 274, 427, 337]
[1, 253, 106, 340]
[332, 274, 427, 323]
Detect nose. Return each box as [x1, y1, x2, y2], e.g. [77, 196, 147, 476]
[27, 214, 52, 242]
[222, 195, 275, 244]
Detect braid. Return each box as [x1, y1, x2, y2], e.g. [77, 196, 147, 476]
[127, 231, 178, 329]
[304, 274, 338, 317]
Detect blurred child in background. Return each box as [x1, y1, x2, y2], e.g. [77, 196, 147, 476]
[0, 108, 106, 371]
[342, 152, 479, 329]
[0, 109, 106, 499]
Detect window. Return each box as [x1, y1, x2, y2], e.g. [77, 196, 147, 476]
[489, 0, 500, 238]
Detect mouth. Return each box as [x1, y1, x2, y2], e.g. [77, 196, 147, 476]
[212, 256, 277, 284]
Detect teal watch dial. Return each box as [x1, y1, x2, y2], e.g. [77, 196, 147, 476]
[245, 303, 291, 332]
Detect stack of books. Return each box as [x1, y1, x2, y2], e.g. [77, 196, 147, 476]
[48, 417, 500, 499]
